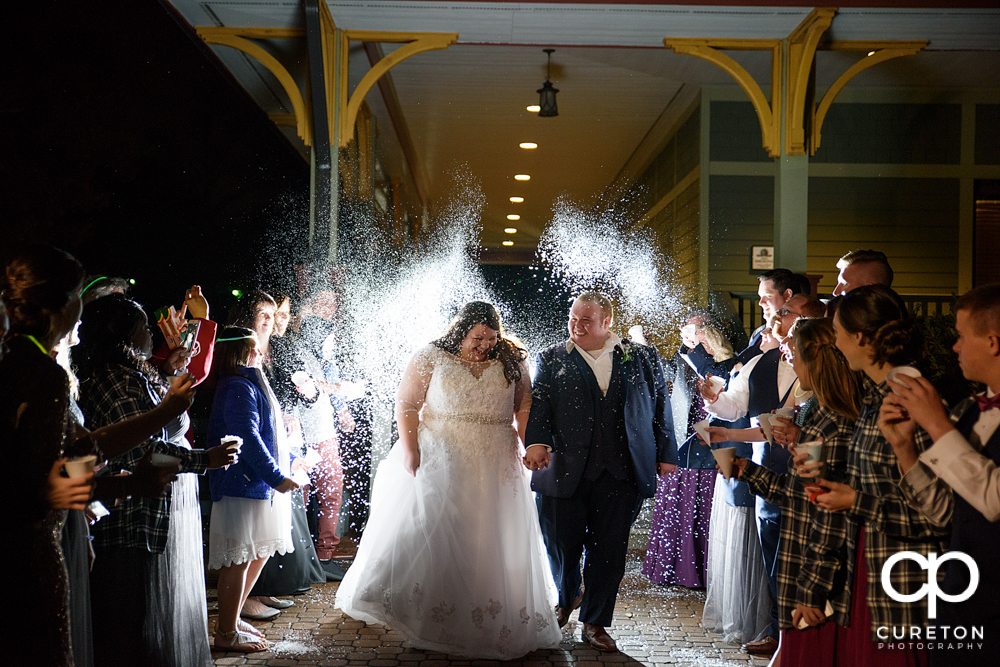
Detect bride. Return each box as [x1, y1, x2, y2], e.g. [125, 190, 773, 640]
[336, 301, 561, 658]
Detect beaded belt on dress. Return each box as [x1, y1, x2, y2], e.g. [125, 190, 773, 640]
[423, 410, 510, 425]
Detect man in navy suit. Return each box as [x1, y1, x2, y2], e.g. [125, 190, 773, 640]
[524, 292, 678, 652]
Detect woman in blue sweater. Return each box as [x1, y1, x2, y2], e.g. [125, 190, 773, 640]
[208, 326, 299, 652]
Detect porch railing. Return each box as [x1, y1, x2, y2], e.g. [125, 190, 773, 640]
[727, 291, 956, 340]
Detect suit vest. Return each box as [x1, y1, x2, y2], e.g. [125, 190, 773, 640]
[942, 401, 1000, 599]
[575, 349, 633, 483]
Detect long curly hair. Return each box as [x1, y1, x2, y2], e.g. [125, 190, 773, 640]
[74, 293, 164, 389]
[792, 318, 863, 421]
[837, 285, 923, 369]
[432, 301, 526, 385]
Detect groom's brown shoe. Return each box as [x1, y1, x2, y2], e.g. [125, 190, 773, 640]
[581, 624, 617, 652]
[556, 591, 584, 628]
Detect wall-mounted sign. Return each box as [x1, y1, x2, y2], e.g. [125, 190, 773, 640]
[752, 246, 774, 271]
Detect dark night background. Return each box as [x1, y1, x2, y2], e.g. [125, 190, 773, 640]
[2, 0, 311, 315]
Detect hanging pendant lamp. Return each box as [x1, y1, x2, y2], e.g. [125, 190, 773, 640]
[536, 49, 559, 117]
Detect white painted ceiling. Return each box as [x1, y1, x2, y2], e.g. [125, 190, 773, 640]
[168, 1, 1000, 252]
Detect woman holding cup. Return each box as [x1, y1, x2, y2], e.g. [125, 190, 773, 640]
[803, 285, 949, 664]
[1, 244, 89, 667]
[724, 318, 867, 665]
[207, 326, 298, 653]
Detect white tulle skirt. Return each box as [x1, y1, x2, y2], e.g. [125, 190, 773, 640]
[336, 421, 561, 659]
[702, 474, 773, 644]
[208, 493, 293, 570]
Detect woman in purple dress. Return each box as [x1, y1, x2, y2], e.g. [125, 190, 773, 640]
[643, 324, 734, 587]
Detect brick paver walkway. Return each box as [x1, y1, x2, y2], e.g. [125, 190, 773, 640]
[209, 554, 768, 667]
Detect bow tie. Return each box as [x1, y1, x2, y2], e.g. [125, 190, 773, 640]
[976, 393, 1000, 412]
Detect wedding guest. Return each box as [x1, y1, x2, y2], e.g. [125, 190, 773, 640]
[644, 321, 732, 588]
[229, 290, 317, 615]
[208, 327, 298, 653]
[80, 274, 129, 305]
[883, 283, 1000, 666]
[808, 285, 948, 664]
[1, 244, 90, 667]
[148, 285, 217, 388]
[247, 290, 326, 610]
[76, 293, 234, 667]
[702, 294, 825, 657]
[298, 288, 356, 576]
[832, 250, 893, 296]
[54, 315, 193, 667]
[731, 318, 865, 666]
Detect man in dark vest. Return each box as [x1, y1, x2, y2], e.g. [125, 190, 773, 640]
[888, 283, 1000, 666]
[524, 292, 678, 652]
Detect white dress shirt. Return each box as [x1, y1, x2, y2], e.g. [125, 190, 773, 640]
[527, 333, 623, 451]
[900, 389, 1000, 524]
[566, 332, 622, 396]
[705, 351, 798, 422]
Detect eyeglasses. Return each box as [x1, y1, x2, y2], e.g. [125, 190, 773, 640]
[775, 307, 803, 319]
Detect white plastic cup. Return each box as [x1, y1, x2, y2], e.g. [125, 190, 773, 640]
[221, 435, 242, 453]
[886, 366, 923, 394]
[712, 447, 737, 480]
[800, 439, 824, 464]
[65, 455, 97, 478]
[707, 376, 726, 395]
[773, 406, 795, 421]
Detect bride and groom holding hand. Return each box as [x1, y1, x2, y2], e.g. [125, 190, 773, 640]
[336, 292, 678, 659]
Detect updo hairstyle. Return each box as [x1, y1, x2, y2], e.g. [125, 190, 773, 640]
[3, 244, 85, 337]
[836, 285, 922, 368]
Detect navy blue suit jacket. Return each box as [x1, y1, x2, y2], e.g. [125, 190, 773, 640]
[526, 340, 677, 500]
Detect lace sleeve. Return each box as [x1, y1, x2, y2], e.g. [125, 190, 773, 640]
[513, 360, 532, 414]
[396, 345, 436, 416]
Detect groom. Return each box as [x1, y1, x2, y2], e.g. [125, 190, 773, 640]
[525, 292, 678, 652]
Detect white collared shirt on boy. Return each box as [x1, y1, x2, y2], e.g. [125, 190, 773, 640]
[900, 389, 1000, 523]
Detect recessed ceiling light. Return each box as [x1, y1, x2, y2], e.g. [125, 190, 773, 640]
[504, 228, 517, 234]
[519, 142, 538, 149]
[502, 240, 514, 246]
[526, 105, 540, 112]
[867, 50, 876, 57]
[509, 196, 524, 203]
[507, 214, 520, 220]
[514, 174, 530, 181]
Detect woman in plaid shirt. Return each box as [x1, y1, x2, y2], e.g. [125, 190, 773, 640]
[810, 286, 949, 665]
[728, 318, 864, 664]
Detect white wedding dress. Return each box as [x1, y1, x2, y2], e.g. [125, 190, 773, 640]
[336, 344, 561, 659]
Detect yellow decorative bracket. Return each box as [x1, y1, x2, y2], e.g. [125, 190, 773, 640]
[664, 38, 783, 158]
[337, 30, 458, 148]
[785, 8, 837, 155]
[196, 27, 311, 146]
[812, 40, 928, 154]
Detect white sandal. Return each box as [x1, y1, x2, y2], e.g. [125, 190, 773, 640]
[214, 619, 265, 639]
[214, 629, 270, 653]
